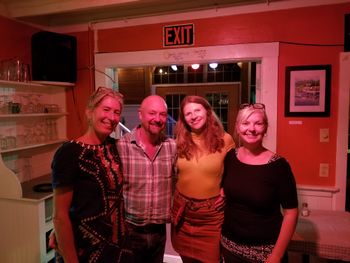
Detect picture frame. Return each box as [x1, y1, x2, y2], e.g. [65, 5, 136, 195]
[285, 65, 331, 117]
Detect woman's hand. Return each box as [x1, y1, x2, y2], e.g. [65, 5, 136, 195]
[48, 229, 59, 251]
[214, 188, 226, 210]
[265, 253, 281, 263]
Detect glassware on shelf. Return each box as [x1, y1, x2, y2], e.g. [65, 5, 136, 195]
[0, 59, 12, 81]
[15, 58, 22, 82]
[5, 136, 16, 149]
[30, 93, 42, 113]
[0, 95, 14, 114]
[19, 93, 32, 113]
[22, 63, 31, 82]
[5, 58, 18, 81]
[0, 95, 8, 114]
[43, 104, 60, 113]
[0, 58, 31, 82]
[33, 121, 46, 143]
[45, 119, 58, 141]
[10, 102, 21, 113]
[0, 135, 7, 150]
[50, 104, 59, 113]
[19, 93, 44, 114]
[23, 124, 34, 145]
[4, 128, 17, 149]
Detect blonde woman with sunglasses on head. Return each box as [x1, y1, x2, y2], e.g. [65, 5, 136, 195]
[221, 103, 298, 263]
[51, 87, 131, 263]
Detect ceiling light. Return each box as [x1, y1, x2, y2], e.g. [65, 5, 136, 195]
[191, 64, 200, 70]
[171, 65, 178, 71]
[159, 68, 163, 74]
[209, 63, 218, 69]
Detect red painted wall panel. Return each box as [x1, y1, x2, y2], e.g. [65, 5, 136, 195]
[0, 16, 38, 67]
[65, 30, 96, 139]
[97, 4, 348, 52]
[95, 3, 350, 186]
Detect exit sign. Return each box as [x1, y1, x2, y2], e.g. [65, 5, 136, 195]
[163, 24, 194, 47]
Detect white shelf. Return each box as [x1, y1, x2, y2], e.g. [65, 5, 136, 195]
[30, 80, 75, 87]
[0, 79, 74, 88]
[0, 113, 68, 118]
[0, 79, 70, 263]
[0, 139, 66, 154]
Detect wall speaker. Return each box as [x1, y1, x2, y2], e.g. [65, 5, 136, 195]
[345, 13, 350, 52]
[32, 31, 77, 83]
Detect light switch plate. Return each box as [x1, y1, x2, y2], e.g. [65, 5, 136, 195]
[319, 163, 329, 177]
[320, 128, 329, 142]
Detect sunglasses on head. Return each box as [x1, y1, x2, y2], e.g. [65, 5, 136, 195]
[239, 103, 265, 110]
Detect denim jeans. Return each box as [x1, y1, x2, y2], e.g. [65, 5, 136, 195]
[125, 222, 166, 263]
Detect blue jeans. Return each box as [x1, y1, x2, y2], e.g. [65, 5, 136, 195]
[125, 222, 166, 263]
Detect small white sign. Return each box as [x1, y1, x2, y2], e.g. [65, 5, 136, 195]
[288, 120, 303, 125]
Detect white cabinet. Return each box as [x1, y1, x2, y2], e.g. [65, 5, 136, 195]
[0, 174, 54, 263]
[0, 80, 72, 263]
[0, 80, 71, 181]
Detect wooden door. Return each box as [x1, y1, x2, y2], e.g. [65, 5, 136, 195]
[156, 83, 240, 137]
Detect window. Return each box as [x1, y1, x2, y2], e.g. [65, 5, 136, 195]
[153, 62, 249, 84]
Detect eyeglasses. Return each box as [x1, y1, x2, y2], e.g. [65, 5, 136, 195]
[239, 103, 265, 110]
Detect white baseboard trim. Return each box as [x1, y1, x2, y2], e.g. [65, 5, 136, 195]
[163, 254, 182, 263]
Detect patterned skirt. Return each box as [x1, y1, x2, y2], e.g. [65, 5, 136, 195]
[220, 235, 274, 263]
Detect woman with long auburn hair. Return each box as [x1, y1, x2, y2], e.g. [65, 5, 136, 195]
[171, 95, 235, 263]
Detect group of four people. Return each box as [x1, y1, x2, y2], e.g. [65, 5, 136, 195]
[51, 87, 298, 263]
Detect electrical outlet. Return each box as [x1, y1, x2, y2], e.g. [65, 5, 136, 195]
[320, 128, 329, 142]
[319, 163, 329, 177]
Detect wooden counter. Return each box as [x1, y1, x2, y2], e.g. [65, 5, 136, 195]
[21, 174, 53, 201]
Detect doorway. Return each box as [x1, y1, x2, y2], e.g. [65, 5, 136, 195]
[156, 83, 240, 137]
[95, 43, 279, 151]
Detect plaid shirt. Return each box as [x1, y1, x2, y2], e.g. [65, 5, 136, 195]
[117, 127, 177, 226]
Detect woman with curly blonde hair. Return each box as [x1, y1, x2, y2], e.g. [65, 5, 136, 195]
[171, 95, 235, 263]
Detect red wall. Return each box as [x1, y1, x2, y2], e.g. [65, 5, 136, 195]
[98, 4, 347, 51]
[0, 16, 38, 66]
[278, 44, 340, 186]
[65, 30, 95, 139]
[95, 2, 350, 186]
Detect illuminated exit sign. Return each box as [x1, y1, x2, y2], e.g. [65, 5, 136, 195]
[163, 24, 194, 47]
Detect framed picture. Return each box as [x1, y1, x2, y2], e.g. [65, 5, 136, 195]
[285, 65, 331, 117]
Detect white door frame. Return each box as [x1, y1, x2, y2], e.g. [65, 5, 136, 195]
[94, 42, 279, 151]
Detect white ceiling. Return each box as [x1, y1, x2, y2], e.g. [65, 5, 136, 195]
[0, 0, 275, 27]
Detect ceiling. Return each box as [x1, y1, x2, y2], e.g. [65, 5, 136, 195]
[0, 0, 275, 27]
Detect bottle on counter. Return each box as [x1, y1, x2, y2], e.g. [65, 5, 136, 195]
[301, 202, 310, 217]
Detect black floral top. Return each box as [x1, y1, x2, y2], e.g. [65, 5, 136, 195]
[52, 137, 126, 262]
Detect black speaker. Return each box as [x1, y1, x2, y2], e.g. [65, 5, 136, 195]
[32, 31, 77, 83]
[345, 13, 350, 52]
